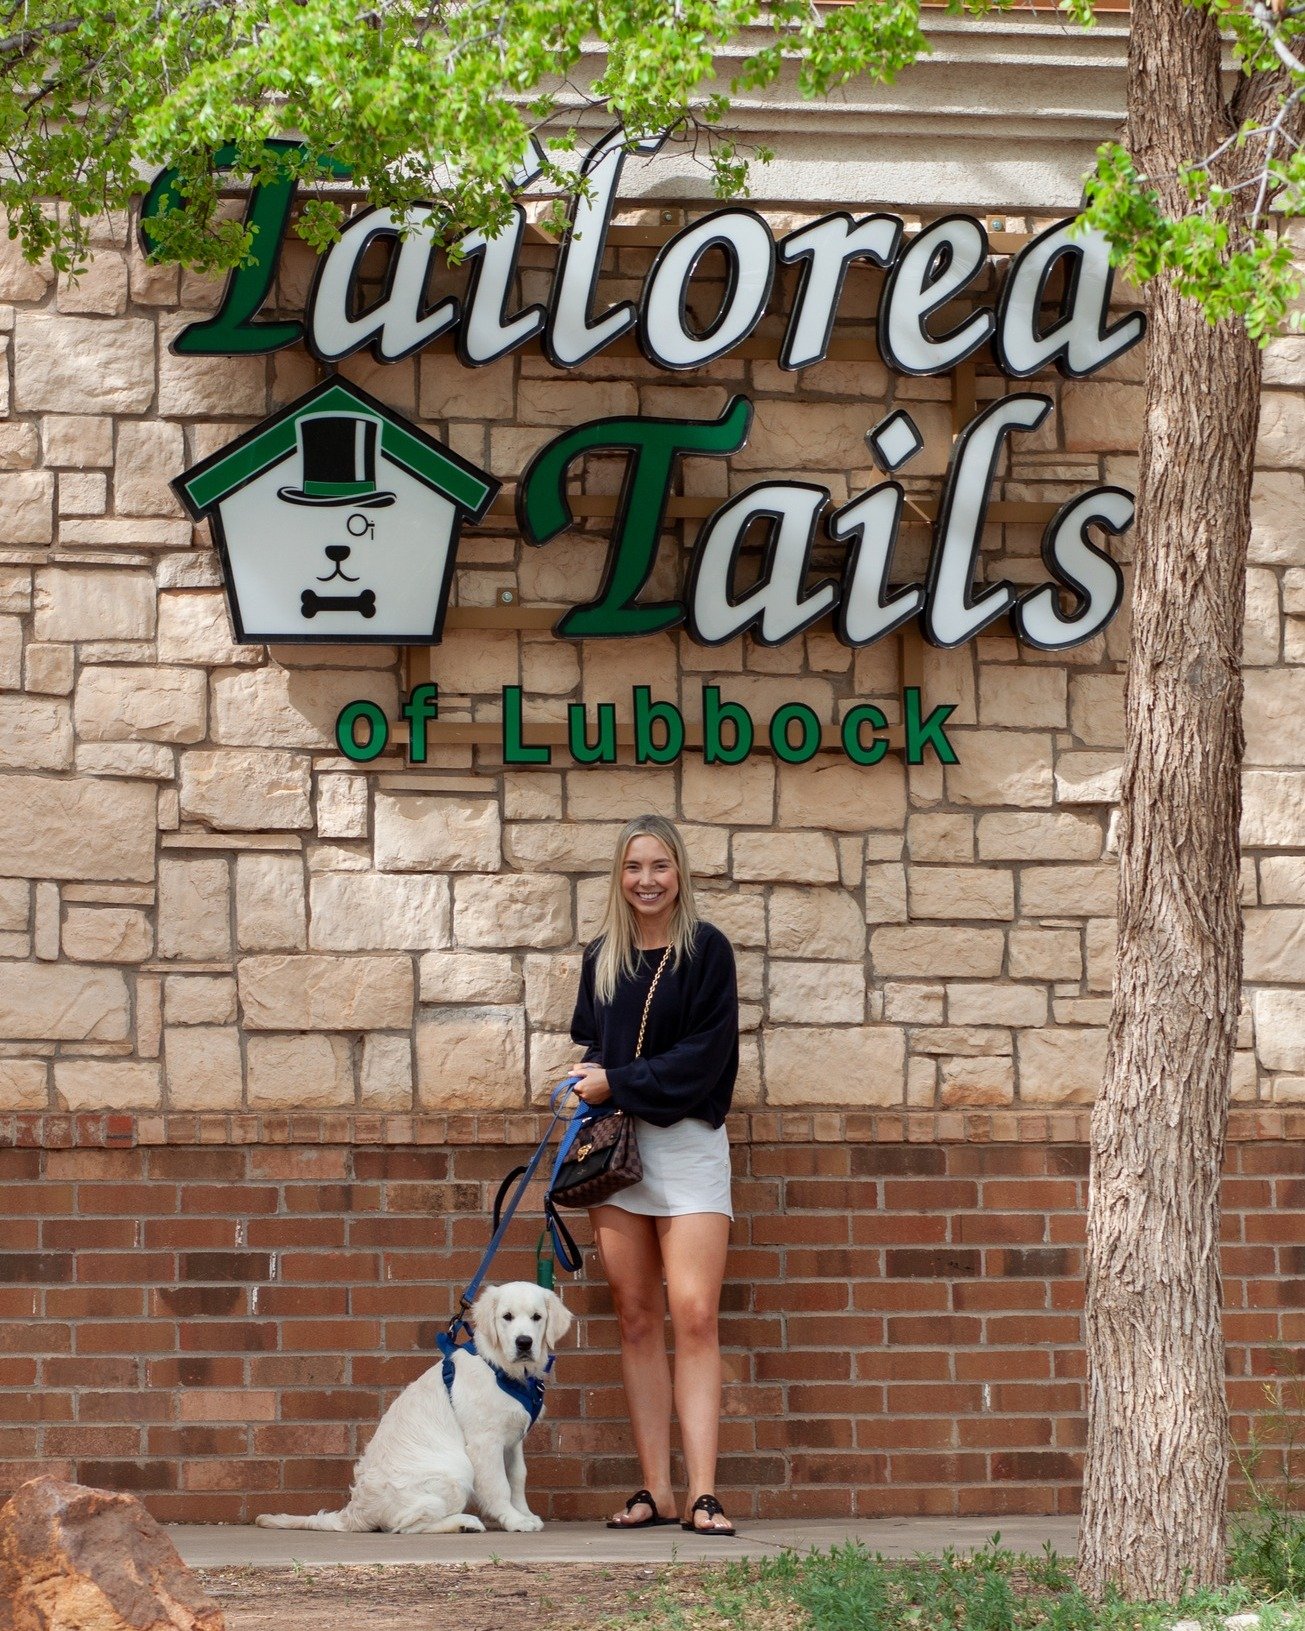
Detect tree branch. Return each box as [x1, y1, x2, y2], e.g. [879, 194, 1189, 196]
[1224, 37, 1305, 227]
[0, 15, 87, 60]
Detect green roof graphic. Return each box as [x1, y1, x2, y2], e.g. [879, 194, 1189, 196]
[175, 377, 496, 520]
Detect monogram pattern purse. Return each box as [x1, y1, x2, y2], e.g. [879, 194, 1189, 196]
[548, 945, 672, 1210]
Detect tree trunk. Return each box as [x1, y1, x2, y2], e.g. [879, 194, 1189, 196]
[1077, 0, 1264, 1600]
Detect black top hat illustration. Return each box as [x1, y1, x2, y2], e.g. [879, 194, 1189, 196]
[278, 413, 397, 508]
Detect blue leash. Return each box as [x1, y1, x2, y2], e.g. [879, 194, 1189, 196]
[447, 1077, 594, 1338]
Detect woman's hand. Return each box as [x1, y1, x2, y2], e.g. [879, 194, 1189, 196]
[567, 1061, 612, 1106]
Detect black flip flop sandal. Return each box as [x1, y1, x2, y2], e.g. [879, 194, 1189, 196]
[606, 1488, 678, 1529]
[681, 1493, 736, 1536]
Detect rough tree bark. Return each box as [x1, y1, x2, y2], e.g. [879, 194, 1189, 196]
[1077, 0, 1283, 1601]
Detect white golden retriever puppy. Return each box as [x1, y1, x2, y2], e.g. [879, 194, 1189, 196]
[255, 1282, 572, 1534]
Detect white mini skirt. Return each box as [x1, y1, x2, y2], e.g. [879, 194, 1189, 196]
[606, 1116, 733, 1219]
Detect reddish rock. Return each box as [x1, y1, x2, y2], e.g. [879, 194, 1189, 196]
[0, 1478, 225, 1631]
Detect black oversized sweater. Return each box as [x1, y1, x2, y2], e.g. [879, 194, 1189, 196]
[569, 921, 739, 1130]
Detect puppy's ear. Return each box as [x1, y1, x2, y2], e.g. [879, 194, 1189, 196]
[469, 1285, 499, 1333]
[544, 1290, 573, 1349]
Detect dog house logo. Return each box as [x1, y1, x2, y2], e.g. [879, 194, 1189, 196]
[173, 378, 499, 644]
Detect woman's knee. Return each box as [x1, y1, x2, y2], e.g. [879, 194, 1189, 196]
[669, 1296, 719, 1348]
[611, 1287, 665, 1346]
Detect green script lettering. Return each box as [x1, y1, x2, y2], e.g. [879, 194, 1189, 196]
[142, 141, 349, 355]
[518, 399, 751, 638]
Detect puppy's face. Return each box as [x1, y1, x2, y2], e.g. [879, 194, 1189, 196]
[471, 1282, 573, 1378]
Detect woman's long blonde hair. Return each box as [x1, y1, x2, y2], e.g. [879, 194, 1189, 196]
[593, 814, 700, 1005]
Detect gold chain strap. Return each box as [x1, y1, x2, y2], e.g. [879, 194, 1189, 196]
[635, 945, 673, 1058]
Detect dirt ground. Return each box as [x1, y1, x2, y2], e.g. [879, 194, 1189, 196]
[199, 1561, 735, 1631]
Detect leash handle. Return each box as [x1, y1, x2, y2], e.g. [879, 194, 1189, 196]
[544, 1198, 584, 1275]
[492, 1165, 529, 1234]
[546, 1088, 602, 1193]
[551, 1075, 583, 1111]
[555, 1073, 610, 1126]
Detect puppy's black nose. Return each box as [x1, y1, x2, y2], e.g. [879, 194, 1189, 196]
[515, 1334, 534, 1353]
[325, 545, 351, 563]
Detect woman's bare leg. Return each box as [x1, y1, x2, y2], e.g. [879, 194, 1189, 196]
[658, 1211, 732, 1531]
[591, 1204, 676, 1523]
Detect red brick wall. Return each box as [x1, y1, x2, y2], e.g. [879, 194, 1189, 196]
[2, 1109, 1300, 1524]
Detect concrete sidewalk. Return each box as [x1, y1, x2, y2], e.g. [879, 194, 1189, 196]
[170, 1515, 1080, 1568]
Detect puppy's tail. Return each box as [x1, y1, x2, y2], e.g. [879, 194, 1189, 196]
[254, 1508, 359, 1531]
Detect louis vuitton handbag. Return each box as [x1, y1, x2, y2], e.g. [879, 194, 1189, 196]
[547, 945, 672, 1210]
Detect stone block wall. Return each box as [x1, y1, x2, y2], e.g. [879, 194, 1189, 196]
[0, 209, 1301, 1115]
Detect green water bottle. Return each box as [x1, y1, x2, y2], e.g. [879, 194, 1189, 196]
[536, 1229, 555, 1290]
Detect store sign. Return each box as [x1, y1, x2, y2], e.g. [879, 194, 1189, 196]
[161, 130, 1145, 653]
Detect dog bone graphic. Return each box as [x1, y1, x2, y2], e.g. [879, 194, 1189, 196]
[301, 588, 376, 618]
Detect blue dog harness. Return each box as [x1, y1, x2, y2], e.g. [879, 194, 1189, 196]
[435, 1330, 548, 1429]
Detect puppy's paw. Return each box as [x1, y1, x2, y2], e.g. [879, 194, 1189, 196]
[457, 1515, 486, 1533]
[499, 1510, 543, 1532]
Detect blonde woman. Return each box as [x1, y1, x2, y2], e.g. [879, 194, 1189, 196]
[567, 814, 739, 1538]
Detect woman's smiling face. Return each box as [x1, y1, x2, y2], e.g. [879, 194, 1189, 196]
[621, 834, 679, 939]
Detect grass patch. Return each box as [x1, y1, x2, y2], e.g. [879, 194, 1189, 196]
[1231, 1355, 1305, 1598]
[1230, 1509, 1305, 1599]
[609, 1536, 1305, 1631]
